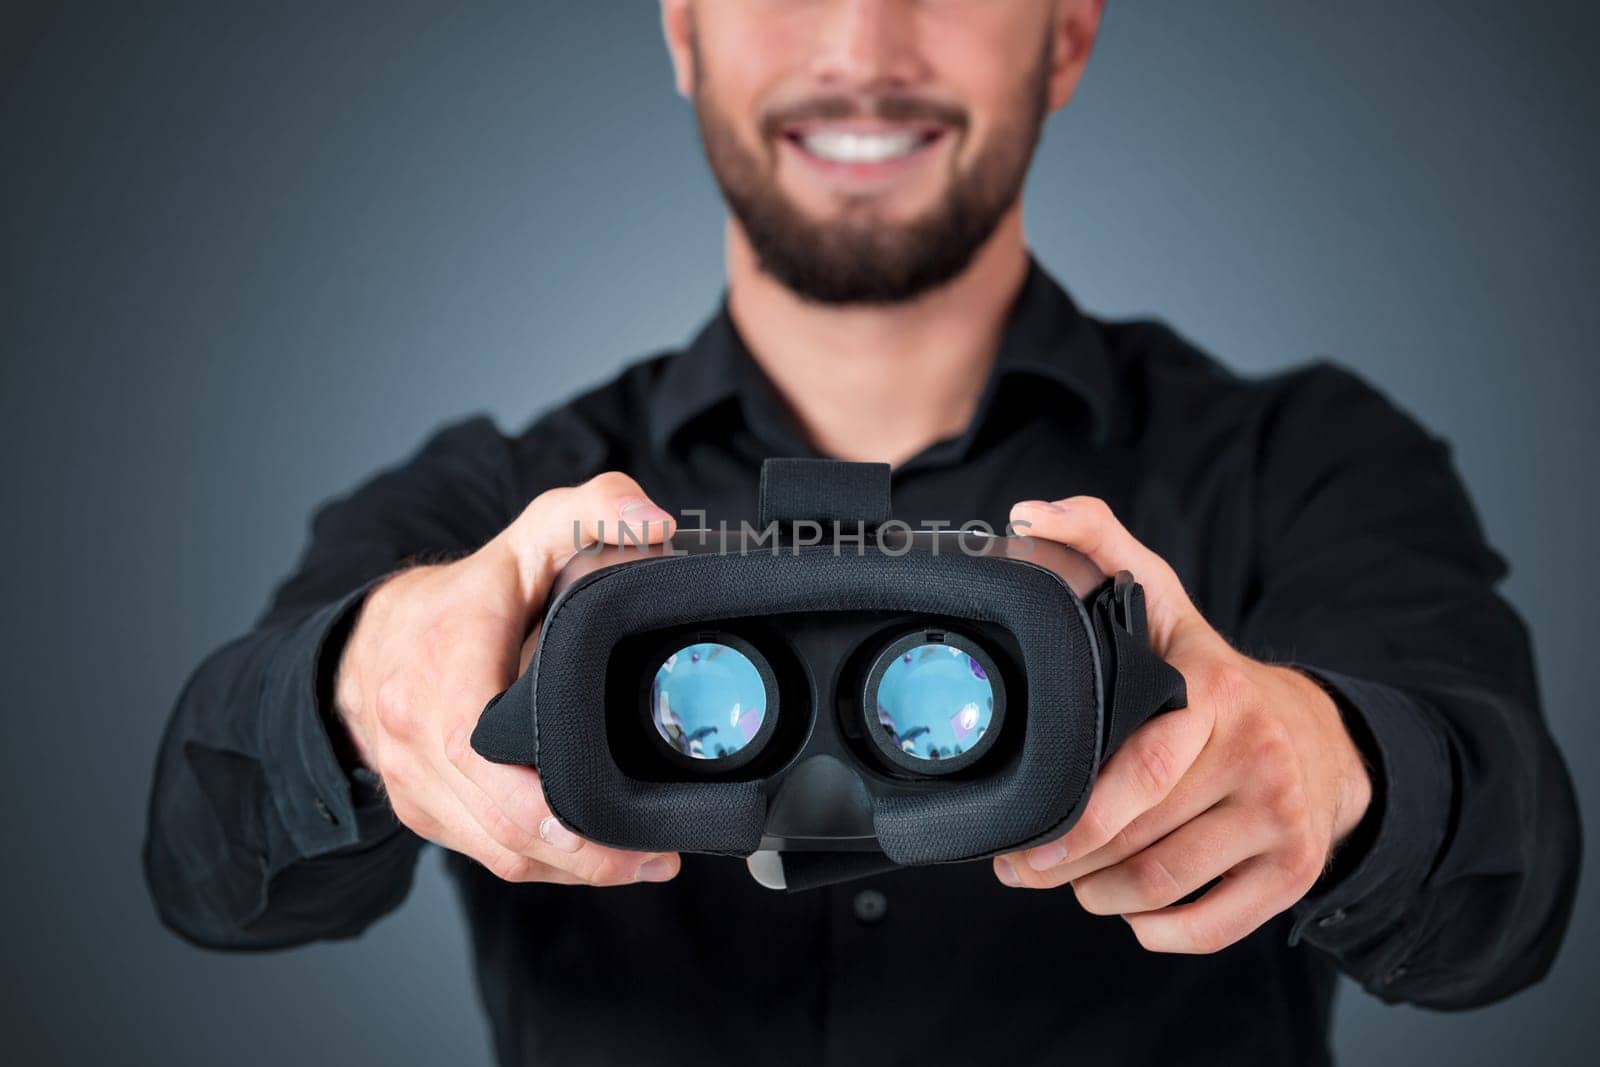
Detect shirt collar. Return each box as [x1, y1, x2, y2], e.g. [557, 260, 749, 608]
[648, 256, 1116, 461]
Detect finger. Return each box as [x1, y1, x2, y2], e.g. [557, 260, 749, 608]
[1071, 803, 1275, 915]
[409, 589, 677, 886]
[1016, 771, 1232, 891]
[492, 471, 676, 605]
[440, 726, 677, 886]
[398, 621, 671, 886]
[1123, 854, 1310, 954]
[442, 756, 677, 886]
[1017, 700, 1216, 874]
[373, 746, 586, 885]
[1009, 497, 1196, 648]
[1045, 723, 1256, 883]
[415, 796, 587, 886]
[418, 635, 567, 857]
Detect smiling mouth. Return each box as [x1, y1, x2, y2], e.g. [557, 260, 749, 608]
[783, 125, 947, 166]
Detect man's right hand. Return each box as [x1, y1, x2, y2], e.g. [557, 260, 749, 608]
[333, 472, 681, 886]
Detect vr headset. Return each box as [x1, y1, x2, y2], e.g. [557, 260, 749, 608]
[473, 459, 1186, 890]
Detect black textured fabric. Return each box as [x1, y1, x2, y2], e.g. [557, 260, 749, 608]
[472, 540, 1190, 884]
[529, 546, 1099, 865]
[758, 458, 892, 529]
[773, 571, 1187, 889]
[471, 667, 539, 767]
[1089, 576, 1189, 757]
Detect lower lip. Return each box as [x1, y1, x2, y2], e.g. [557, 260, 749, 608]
[780, 130, 947, 186]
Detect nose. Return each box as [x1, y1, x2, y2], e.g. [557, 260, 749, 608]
[812, 0, 929, 92]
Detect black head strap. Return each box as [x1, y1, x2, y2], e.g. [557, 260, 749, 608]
[758, 458, 891, 530]
[1088, 571, 1188, 759]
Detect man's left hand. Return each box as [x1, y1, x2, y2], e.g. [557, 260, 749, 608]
[994, 497, 1374, 954]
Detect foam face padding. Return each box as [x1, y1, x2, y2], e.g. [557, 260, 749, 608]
[524, 545, 1103, 864]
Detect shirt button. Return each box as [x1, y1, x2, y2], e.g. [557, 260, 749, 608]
[1316, 908, 1347, 929]
[852, 889, 888, 925]
[1385, 964, 1410, 983]
[314, 797, 338, 825]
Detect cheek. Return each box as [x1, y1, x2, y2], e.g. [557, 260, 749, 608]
[693, 10, 815, 127]
[920, 12, 1048, 155]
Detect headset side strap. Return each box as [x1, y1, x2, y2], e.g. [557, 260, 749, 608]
[1090, 572, 1188, 758]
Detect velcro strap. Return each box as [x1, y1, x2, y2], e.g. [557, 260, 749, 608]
[757, 458, 892, 530]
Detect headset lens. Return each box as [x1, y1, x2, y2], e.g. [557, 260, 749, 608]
[873, 640, 997, 764]
[651, 642, 769, 761]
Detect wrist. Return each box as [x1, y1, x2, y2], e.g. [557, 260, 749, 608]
[314, 583, 391, 778]
[331, 568, 420, 769]
[331, 625, 376, 770]
[1278, 665, 1374, 845]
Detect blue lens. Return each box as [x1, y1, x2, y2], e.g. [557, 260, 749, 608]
[651, 642, 768, 760]
[874, 643, 995, 762]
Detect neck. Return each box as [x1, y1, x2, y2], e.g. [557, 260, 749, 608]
[725, 208, 1030, 467]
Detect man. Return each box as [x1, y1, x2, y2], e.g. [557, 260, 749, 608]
[145, 2, 1580, 1064]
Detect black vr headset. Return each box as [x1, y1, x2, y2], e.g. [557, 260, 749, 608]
[473, 458, 1186, 891]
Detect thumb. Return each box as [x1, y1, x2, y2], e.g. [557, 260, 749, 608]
[486, 471, 676, 610]
[1010, 496, 1204, 653]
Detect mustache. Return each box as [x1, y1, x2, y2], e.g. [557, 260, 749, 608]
[761, 94, 969, 136]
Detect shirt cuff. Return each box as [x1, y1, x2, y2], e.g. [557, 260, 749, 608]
[257, 581, 399, 858]
[1285, 667, 1455, 984]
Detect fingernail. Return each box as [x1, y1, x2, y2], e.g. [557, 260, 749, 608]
[620, 498, 673, 526]
[996, 857, 1022, 887]
[635, 855, 676, 882]
[1027, 840, 1068, 871]
[539, 815, 582, 853]
[1015, 499, 1055, 512]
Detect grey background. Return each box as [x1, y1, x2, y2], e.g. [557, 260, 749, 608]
[2, 1, 1594, 1064]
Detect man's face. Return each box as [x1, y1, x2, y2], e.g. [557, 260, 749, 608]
[667, 1, 1085, 305]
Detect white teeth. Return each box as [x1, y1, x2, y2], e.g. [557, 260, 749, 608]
[800, 130, 923, 164]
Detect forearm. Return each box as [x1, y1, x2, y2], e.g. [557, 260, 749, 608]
[143, 588, 422, 950]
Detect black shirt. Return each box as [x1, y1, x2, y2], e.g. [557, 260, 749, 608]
[145, 261, 1580, 1066]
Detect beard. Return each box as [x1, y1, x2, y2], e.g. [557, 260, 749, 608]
[692, 46, 1051, 306]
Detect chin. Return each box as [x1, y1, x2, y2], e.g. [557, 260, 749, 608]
[788, 192, 947, 234]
